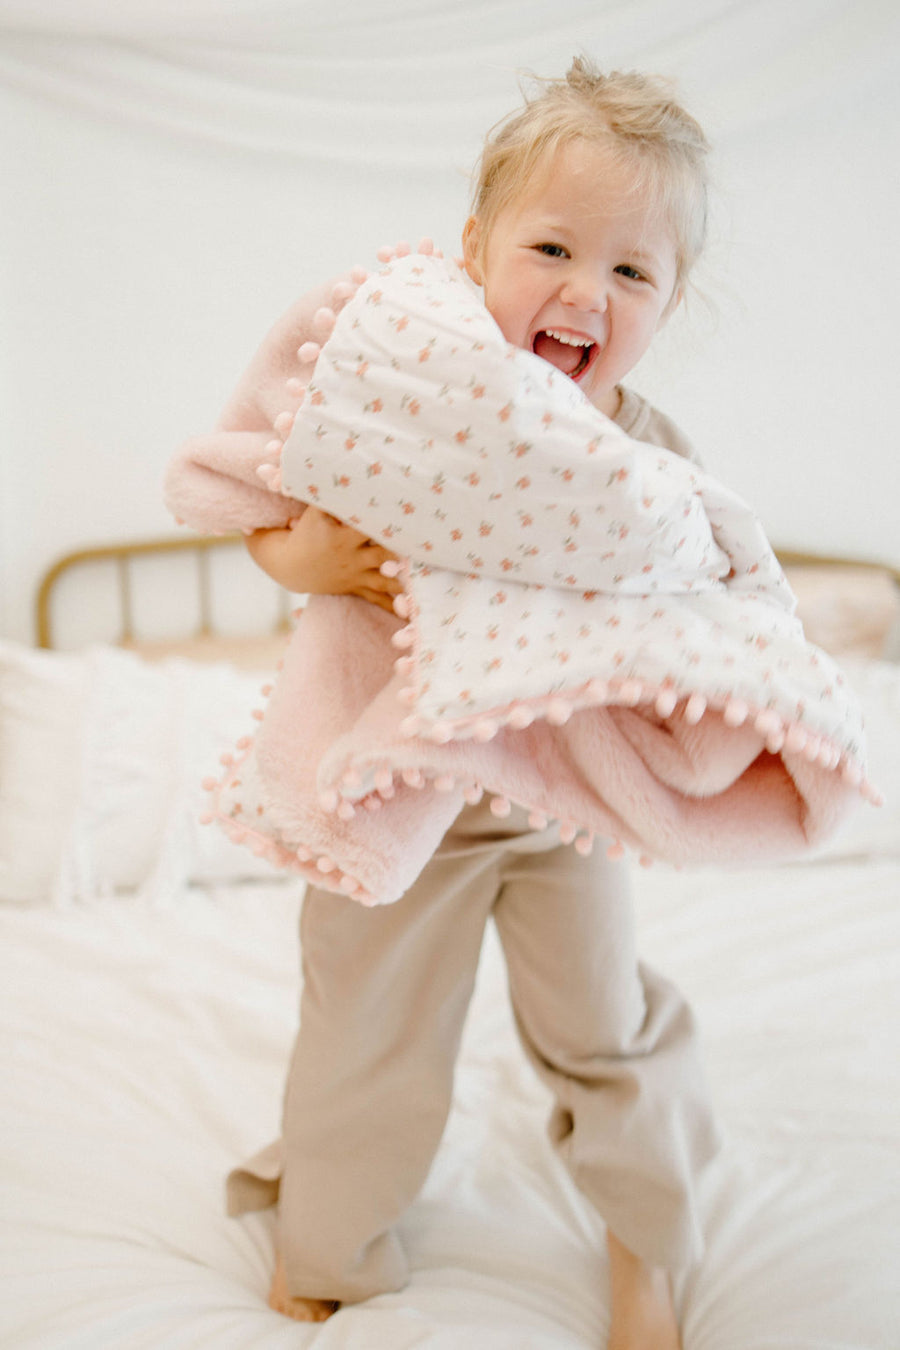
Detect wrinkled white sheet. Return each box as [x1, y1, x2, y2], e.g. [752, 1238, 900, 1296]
[1, 856, 898, 1348]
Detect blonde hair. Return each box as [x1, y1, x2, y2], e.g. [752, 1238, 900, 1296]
[470, 57, 710, 293]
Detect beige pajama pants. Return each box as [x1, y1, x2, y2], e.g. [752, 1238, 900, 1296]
[227, 799, 721, 1304]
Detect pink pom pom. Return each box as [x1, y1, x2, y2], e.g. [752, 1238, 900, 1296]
[350, 265, 369, 283]
[654, 688, 678, 717]
[400, 715, 423, 738]
[574, 833, 594, 857]
[429, 722, 454, 744]
[754, 709, 781, 738]
[251, 709, 264, 722]
[433, 774, 456, 792]
[264, 439, 283, 458]
[316, 856, 336, 874]
[274, 411, 294, 438]
[313, 307, 336, 338]
[490, 795, 512, 818]
[391, 626, 414, 649]
[331, 281, 356, 305]
[201, 777, 218, 792]
[398, 686, 416, 706]
[723, 698, 749, 727]
[337, 801, 356, 821]
[402, 768, 425, 788]
[684, 693, 707, 725]
[841, 761, 862, 787]
[338, 874, 359, 895]
[297, 341, 321, 363]
[393, 594, 411, 618]
[380, 559, 402, 578]
[473, 719, 499, 741]
[546, 700, 572, 726]
[318, 788, 338, 812]
[785, 723, 808, 752]
[606, 841, 626, 861]
[559, 820, 578, 844]
[395, 240, 411, 257]
[373, 767, 393, 791]
[463, 784, 483, 805]
[507, 703, 535, 729]
[587, 678, 609, 700]
[199, 812, 214, 826]
[417, 237, 435, 255]
[528, 810, 548, 830]
[394, 655, 415, 676]
[285, 378, 306, 398]
[376, 245, 395, 263]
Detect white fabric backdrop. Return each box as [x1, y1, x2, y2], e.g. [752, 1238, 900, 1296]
[0, 0, 898, 642]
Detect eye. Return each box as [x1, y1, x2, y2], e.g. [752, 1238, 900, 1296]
[535, 242, 569, 258]
[615, 264, 645, 281]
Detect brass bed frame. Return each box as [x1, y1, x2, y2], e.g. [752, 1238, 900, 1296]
[34, 534, 900, 653]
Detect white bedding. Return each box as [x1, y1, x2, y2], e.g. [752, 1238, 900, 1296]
[2, 854, 898, 1350]
[1, 638, 898, 1348]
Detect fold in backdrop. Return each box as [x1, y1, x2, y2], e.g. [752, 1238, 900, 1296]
[0, 0, 898, 643]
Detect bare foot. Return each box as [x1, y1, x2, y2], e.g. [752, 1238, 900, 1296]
[606, 1230, 680, 1350]
[268, 1250, 340, 1323]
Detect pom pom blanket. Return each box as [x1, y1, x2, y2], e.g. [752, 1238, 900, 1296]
[165, 251, 876, 906]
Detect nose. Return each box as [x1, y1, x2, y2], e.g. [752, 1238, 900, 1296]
[560, 263, 608, 313]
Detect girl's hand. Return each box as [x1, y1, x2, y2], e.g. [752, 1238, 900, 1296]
[245, 508, 402, 613]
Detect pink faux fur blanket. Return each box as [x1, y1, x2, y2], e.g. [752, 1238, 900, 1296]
[164, 250, 874, 905]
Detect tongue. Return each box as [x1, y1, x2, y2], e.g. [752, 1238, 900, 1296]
[533, 332, 584, 376]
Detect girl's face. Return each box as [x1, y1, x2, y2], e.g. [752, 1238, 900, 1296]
[463, 140, 680, 418]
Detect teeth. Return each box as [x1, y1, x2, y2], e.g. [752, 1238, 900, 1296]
[544, 329, 593, 347]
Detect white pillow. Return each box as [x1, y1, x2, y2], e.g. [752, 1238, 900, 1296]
[0, 641, 284, 905]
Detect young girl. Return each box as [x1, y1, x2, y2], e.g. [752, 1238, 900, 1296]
[165, 57, 866, 1348]
[232, 60, 716, 1349]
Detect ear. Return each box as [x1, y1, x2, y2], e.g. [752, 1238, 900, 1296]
[462, 216, 484, 285]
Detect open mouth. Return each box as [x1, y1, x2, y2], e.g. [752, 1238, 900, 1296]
[532, 329, 598, 381]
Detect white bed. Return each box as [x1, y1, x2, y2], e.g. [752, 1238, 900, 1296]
[1, 542, 899, 1349]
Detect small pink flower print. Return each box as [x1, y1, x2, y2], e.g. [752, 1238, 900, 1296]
[613, 651, 625, 666]
[307, 484, 319, 499]
[569, 510, 580, 528]
[334, 475, 351, 488]
[395, 315, 409, 332]
[471, 383, 486, 399]
[310, 389, 325, 406]
[486, 657, 502, 672]
[499, 403, 512, 422]
[368, 462, 382, 476]
[578, 626, 591, 639]
[611, 467, 629, 483]
[405, 398, 421, 416]
[513, 442, 530, 458]
[617, 526, 630, 541]
[450, 528, 463, 542]
[755, 636, 769, 651]
[355, 361, 369, 378]
[487, 626, 499, 641]
[500, 558, 515, 572]
[471, 556, 484, 569]
[560, 468, 574, 482]
[606, 615, 621, 628]
[583, 590, 597, 602]
[365, 398, 384, 414]
[519, 514, 533, 528]
[418, 345, 432, 363]
[422, 541, 433, 551]
[455, 427, 472, 444]
[491, 591, 507, 605]
[401, 501, 415, 515]
[564, 541, 577, 554]
[564, 575, 577, 586]
[430, 473, 445, 494]
[479, 522, 493, 537]
[368, 289, 383, 305]
[465, 472, 480, 487]
[523, 546, 539, 558]
[587, 438, 601, 454]
[642, 497, 654, 509]
[516, 476, 531, 490]
[556, 650, 570, 664]
[383, 524, 396, 538]
[642, 563, 653, 574]
[344, 434, 358, 451]
[516, 635, 529, 649]
[542, 412, 554, 428]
